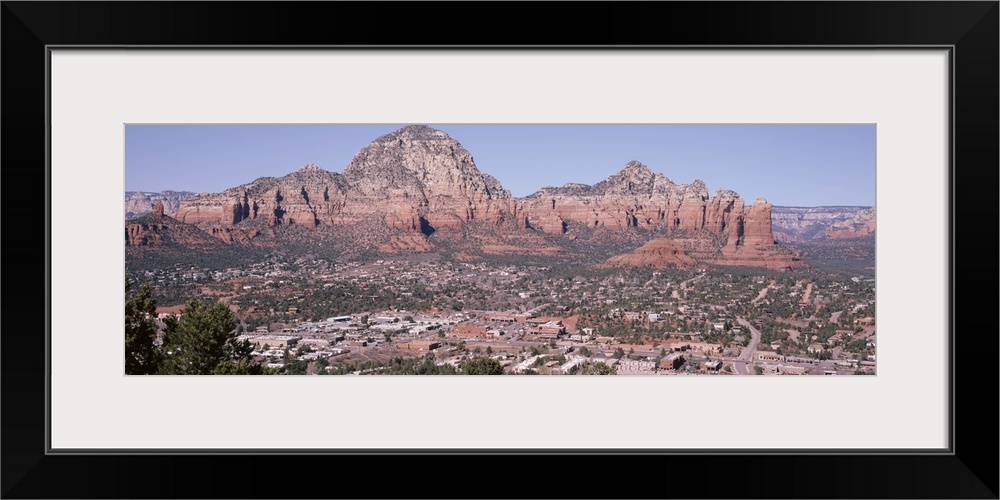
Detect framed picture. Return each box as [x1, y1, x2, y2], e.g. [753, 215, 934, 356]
[3, 2, 996, 498]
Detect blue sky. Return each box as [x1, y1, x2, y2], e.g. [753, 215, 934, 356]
[125, 124, 875, 207]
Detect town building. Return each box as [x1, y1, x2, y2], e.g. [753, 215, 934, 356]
[617, 359, 657, 375]
[451, 324, 489, 339]
[777, 365, 807, 375]
[398, 340, 440, 351]
[660, 352, 685, 370]
[483, 313, 517, 323]
[528, 320, 566, 339]
[854, 317, 875, 326]
[756, 351, 784, 362]
[247, 335, 301, 348]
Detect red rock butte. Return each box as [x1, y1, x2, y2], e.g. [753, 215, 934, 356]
[604, 238, 697, 269]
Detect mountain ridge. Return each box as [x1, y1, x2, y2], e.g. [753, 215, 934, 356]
[127, 125, 837, 270]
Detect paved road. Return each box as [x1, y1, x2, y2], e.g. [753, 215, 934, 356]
[733, 317, 762, 375]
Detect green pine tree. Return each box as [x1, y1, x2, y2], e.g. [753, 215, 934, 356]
[460, 357, 504, 375]
[159, 296, 263, 374]
[125, 273, 162, 375]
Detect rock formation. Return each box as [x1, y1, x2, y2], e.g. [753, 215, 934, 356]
[174, 126, 516, 245]
[174, 163, 348, 228]
[378, 234, 434, 254]
[518, 161, 802, 270]
[340, 125, 514, 234]
[716, 198, 804, 270]
[124, 207, 227, 249]
[604, 238, 696, 269]
[150, 125, 805, 269]
[517, 161, 717, 234]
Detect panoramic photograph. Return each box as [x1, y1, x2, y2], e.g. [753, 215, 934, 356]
[124, 124, 876, 375]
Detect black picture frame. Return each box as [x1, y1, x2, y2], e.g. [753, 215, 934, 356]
[3, 2, 996, 498]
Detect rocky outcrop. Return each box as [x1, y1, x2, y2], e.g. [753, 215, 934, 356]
[517, 162, 756, 239]
[518, 161, 717, 234]
[604, 238, 696, 269]
[714, 198, 804, 270]
[124, 191, 196, 219]
[124, 210, 227, 250]
[174, 163, 347, 229]
[378, 234, 434, 254]
[126, 220, 167, 247]
[340, 125, 514, 234]
[518, 162, 801, 269]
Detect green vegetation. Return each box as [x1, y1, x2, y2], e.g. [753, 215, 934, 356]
[125, 246, 270, 276]
[127, 230, 875, 376]
[125, 275, 161, 375]
[159, 297, 267, 375]
[325, 355, 458, 375]
[789, 237, 876, 276]
[460, 357, 504, 375]
[581, 362, 616, 375]
[125, 272, 272, 375]
[284, 359, 309, 375]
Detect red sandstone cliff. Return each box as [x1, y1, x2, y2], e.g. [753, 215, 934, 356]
[174, 126, 516, 249]
[125, 203, 230, 249]
[517, 162, 802, 270]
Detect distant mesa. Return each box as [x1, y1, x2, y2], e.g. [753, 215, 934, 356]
[824, 207, 876, 240]
[771, 206, 876, 243]
[131, 125, 811, 270]
[124, 190, 196, 219]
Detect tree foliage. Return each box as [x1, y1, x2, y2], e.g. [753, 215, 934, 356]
[285, 359, 309, 375]
[582, 361, 616, 375]
[327, 355, 458, 375]
[125, 274, 161, 375]
[460, 357, 504, 375]
[159, 297, 263, 374]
